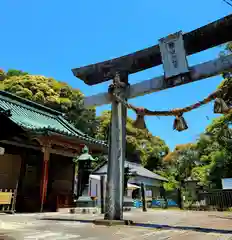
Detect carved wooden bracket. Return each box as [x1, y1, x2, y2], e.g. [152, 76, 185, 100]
[32, 137, 51, 162]
[42, 146, 50, 162]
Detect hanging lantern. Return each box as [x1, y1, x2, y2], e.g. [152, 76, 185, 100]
[214, 98, 230, 114]
[133, 108, 147, 129]
[173, 114, 188, 132]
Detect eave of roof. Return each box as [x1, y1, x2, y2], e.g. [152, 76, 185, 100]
[92, 159, 168, 182]
[0, 91, 107, 147]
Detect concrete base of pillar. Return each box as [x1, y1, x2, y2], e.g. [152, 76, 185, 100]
[3, 210, 15, 214]
[123, 207, 134, 212]
[75, 196, 96, 208]
[93, 219, 133, 226]
[69, 207, 100, 214]
[123, 196, 134, 207]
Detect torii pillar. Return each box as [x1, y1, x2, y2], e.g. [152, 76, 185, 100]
[104, 72, 128, 220]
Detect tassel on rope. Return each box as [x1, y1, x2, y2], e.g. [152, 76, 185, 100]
[214, 98, 230, 114]
[108, 83, 116, 102]
[133, 108, 147, 129]
[173, 114, 188, 132]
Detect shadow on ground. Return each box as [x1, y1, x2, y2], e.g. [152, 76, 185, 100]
[208, 215, 232, 220]
[0, 234, 16, 240]
[133, 222, 232, 234]
[41, 218, 232, 234]
[41, 217, 93, 223]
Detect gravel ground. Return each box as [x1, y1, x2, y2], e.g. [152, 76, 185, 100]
[0, 210, 232, 239]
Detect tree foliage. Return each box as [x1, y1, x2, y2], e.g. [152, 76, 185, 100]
[160, 143, 199, 190]
[95, 110, 169, 168]
[159, 42, 232, 191]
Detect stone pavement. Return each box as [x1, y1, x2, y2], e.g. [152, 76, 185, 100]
[0, 210, 232, 239]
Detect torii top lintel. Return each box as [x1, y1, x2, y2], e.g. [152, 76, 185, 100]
[72, 14, 232, 86]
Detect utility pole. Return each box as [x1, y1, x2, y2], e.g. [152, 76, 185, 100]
[100, 175, 106, 214]
[140, 183, 147, 212]
[72, 14, 232, 222]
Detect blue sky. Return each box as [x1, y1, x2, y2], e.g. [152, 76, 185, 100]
[0, 0, 231, 150]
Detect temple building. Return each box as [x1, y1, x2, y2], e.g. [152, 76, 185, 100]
[0, 90, 107, 213]
[91, 159, 168, 207]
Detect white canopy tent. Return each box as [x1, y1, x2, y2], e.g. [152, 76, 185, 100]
[90, 174, 140, 191]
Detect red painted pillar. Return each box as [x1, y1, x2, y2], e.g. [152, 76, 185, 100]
[40, 146, 50, 212]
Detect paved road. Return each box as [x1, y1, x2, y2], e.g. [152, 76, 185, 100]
[0, 210, 232, 239]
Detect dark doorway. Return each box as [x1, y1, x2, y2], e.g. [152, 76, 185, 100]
[45, 154, 74, 212]
[16, 151, 43, 213]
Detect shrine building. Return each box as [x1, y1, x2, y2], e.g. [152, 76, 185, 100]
[0, 90, 107, 213]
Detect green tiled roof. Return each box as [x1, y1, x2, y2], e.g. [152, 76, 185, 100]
[0, 91, 107, 146]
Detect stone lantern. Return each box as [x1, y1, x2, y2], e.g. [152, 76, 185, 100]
[184, 177, 199, 201]
[74, 145, 97, 207]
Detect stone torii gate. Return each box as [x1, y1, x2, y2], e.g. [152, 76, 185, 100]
[72, 14, 232, 221]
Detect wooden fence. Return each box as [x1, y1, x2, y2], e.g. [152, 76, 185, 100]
[197, 189, 232, 211]
[182, 189, 232, 211]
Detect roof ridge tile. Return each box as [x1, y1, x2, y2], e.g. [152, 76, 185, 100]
[0, 91, 62, 117]
[0, 90, 107, 147]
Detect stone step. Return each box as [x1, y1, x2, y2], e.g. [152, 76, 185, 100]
[58, 207, 135, 214]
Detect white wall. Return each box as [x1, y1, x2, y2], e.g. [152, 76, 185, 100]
[89, 175, 103, 206]
[89, 175, 146, 205]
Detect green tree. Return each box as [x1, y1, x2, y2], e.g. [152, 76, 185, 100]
[95, 110, 169, 168]
[0, 69, 5, 81]
[6, 69, 29, 77]
[160, 143, 199, 190]
[195, 112, 232, 188]
[218, 42, 232, 106]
